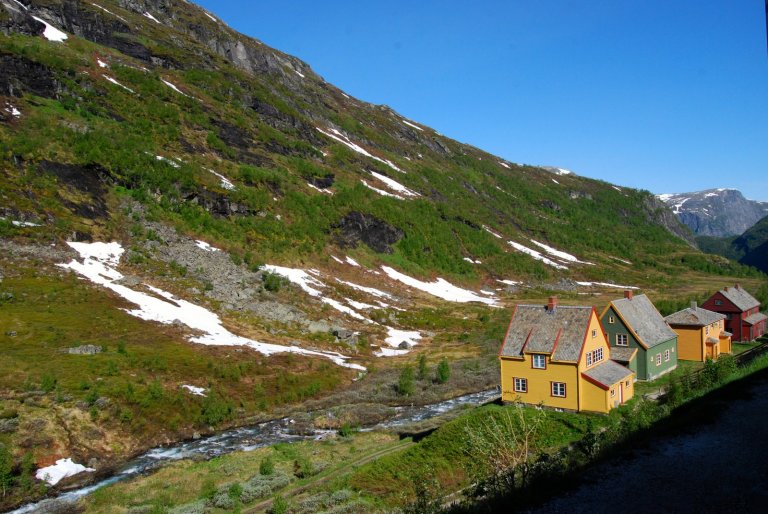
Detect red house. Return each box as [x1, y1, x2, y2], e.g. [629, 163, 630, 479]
[702, 284, 767, 342]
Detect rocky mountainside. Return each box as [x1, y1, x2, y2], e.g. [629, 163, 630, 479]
[698, 215, 768, 274]
[657, 188, 768, 237]
[0, 1, 762, 509]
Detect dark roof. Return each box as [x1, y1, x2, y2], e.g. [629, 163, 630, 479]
[500, 305, 593, 362]
[744, 312, 768, 326]
[610, 347, 638, 363]
[719, 286, 760, 311]
[609, 294, 677, 348]
[582, 360, 634, 388]
[665, 306, 725, 327]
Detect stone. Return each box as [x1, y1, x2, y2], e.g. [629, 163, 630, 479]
[67, 345, 103, 355]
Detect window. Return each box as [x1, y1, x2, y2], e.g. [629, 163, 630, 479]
[608, 316, 615, 324]
[715, 299, 723, 306]
[610, 388, 616, 398]
[656, 353, 662, 366]
[705, 326, 709, 335]
[595, 347, 603, 363]
[586, 353, 592, 366]
[551, 382, 566, 397]
[616, 334, 628, 346]
[664, 349, 671, 362]
[514, 377, 527, 393]
[532, 354, 546, 369]
[592, 329, 597, 338]
[625, 380, 630, 387]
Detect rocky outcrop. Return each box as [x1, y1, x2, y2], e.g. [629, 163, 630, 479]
[333, 212, 403, 254]
[657, 189, 768, 237]
[0, 53, 60, 98]
[643, 195, 697, 247]
[183, 189, 255, 217]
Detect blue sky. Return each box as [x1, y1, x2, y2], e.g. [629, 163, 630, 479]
[195, 1, 768, 200]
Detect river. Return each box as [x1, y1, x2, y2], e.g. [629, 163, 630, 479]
[9, 388, 500, 513]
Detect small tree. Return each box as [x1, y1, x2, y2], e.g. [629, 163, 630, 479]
[0, 444, 13, 497]
[259, 455, 275, 476]
[436, 358, 450, 384]
[417, 354, 428, 380]
[397, 366, 415, 396]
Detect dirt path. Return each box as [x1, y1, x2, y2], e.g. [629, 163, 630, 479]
[242, 438, 416, 513]
[531, 368, 768, 513]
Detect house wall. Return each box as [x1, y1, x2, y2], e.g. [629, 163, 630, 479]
[644, 338, 679, 381]
[601, 306, 649, 379]
[672, 326, 704, 361]
[702, 292, 743, 340]
[581, 379, 608, 413]
[500, 355, 579, 410]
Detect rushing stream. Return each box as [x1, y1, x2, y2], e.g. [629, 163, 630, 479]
[9, 388, 499, 513]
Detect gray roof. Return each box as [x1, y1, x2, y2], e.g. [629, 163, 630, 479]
[582, 360, 634, 388]
[610, 346, 638, 363]
[609, 294, 677, 348]
[500, 305, 593, 362]
[719, 286, 760, 311]
[706, 337, 719, 344]
[744, 312, 768, 325]
[665, 306, 725, 327]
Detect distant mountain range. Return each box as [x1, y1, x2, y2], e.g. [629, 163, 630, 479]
[697, 214, 768, 274]
[657, 189, 768, 238]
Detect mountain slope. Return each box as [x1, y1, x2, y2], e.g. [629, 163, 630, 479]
[0, 1, 763, 508]
[657, 188, 768, 237]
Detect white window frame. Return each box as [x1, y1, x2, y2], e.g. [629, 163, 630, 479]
[595, 347, 603, 363]
[610, 388, 616, 397]
[664, 349, 670, 362]
[656, 353, 662, 366]
[551, 382, 566, 398]
[532, 354, 546, 369]
[586, 352, 592, 366]
[608, 316, 615, 324]
[513, 377, 527, 393]
[616, 334, 628, 346]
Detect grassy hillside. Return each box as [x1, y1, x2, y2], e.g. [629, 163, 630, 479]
[0, 1, 766, 509]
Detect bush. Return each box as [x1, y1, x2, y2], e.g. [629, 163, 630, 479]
[397, 366, 415, 396]
[211, 489, 235, 509]
[262, 272, 285, 292]
[260, 455, 275, 476]
[241, 482, 272, 503]
[436, 358, 451, 384]
[417, 354, 428, 380]
[168, 500, 207, 514]
[269, 494, 289, 514]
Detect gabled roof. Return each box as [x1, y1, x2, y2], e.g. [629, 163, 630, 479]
[718, 286, 760, 311]
[665, 306, 725, 327]
[744, 312, 768, 326]
[582, 360, 634, 390]
[500, 305, 593, 362]
[608, 294, 677, 348]
[610, 346, 638, 363]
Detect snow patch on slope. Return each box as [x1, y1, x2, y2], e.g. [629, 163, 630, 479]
[31, 16, 68, 42]
[380, 266, 497, 305]
[316, 127, 403, 173]
[507, 241, 568, 270]
[58, 243, 364, 370]
[36, 459, 94, 485]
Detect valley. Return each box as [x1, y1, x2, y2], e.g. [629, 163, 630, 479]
[0, 1, 767, 512]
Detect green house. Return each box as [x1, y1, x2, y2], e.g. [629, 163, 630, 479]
[600, 292, 678, 381]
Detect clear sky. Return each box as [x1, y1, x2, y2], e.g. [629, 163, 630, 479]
[195, 1, 768, 200]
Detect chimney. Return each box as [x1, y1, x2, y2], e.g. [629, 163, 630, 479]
[624, 290, 633, 300]
[691, 301, 697, 310]
[735, 283, 741, 290]
[547, 296, 558, 312]
[724, 286, 729, 292]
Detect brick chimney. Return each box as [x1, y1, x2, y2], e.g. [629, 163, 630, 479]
[624, 290, 633, 300]
[691, 301, 697, 310]
[547, 296, 558, 312]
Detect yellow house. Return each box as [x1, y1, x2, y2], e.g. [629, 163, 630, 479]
[665, 302, 732, 362]
[499, 297, 635, 413]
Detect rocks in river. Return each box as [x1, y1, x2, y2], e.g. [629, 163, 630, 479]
[67, 345, 103, 355]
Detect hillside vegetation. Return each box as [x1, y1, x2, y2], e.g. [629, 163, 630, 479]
[0, 1, 766, 510]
